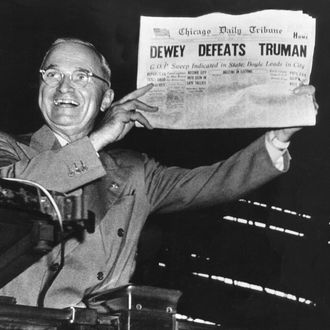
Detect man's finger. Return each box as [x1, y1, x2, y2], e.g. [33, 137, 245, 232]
[112, 99, 158, 113]
[293, 84, 315, 95]
[130, 111, 154, 129]
[131, 99, 158, 112]
[313, 96, 319, 113]
[117, 84, 154, 104]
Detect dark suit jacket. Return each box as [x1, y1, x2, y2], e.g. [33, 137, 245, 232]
[0, 125, 288, 308]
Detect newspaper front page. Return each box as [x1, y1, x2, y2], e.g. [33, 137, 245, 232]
[137, 10, 316, 129]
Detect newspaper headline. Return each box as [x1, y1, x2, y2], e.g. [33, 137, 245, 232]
[137, 10, 316, 129]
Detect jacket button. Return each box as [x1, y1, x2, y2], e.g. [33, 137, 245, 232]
[97, 272, 104, 281]
[117, 228, 125, 237]
[50, 263, 60, 272]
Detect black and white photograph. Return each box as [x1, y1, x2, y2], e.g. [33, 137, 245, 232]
[0, 0, 328, 329]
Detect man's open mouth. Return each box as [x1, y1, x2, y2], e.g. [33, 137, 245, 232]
[54, 99, 79, 106]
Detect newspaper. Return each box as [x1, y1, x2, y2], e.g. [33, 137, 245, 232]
[136, 10, 316, 129]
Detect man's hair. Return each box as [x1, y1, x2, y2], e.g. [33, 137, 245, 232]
[40, 37, 111, 84]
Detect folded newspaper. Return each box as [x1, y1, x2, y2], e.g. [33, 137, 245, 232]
[137, 10, 316, 129]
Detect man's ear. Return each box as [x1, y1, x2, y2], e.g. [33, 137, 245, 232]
[100, 89, 114, 112]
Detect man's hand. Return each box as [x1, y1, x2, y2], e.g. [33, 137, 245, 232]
[90, 84, 158, 151]
[274, 84, 318, 142]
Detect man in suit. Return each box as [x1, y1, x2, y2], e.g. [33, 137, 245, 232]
[0, 38, 317, 308]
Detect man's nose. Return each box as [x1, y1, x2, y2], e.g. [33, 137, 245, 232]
[57, 75, 74, 92]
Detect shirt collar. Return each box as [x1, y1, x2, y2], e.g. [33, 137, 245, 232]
[53, 131, 70, 147]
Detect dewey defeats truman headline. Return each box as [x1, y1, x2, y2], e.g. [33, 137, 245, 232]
[150, 43, 307, 58]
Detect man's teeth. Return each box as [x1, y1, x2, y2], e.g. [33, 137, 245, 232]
[54, 99, 79, 106]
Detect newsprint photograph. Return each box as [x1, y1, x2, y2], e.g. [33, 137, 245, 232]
[0, 0, 328, 329]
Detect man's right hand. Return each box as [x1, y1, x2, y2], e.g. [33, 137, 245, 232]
[90, 84, 158, 152]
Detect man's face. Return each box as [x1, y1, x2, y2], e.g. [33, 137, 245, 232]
[38, 42, 112, 140]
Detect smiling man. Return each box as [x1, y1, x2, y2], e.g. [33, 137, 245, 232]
[0, 38, 317, 308]
[38, 40, 114, 143]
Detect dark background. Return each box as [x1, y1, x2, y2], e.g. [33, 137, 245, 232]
[1, 0, 330, 328]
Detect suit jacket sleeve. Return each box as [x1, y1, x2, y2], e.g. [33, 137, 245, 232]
[144, 135, 289, 214]
[0, 133, 106, 193]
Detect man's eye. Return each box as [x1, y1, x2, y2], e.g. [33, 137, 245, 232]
[45, 70, 60, 79]
[74, 72, 88, 81]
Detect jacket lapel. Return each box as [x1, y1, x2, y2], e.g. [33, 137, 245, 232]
[83, 153, 130, 225]
[16, 125, 60, 158]
[30, 125, 60, 152]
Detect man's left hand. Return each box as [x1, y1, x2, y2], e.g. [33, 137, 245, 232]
[274, 84, 318, 142]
